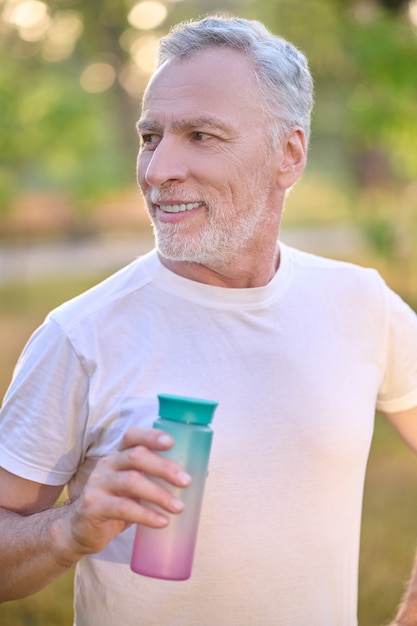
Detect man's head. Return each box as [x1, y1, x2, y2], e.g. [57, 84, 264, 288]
[137, 16, 312, 282]
[156, 15, 314, 146]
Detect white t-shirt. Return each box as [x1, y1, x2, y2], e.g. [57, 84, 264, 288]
[1, 243, 417, 626]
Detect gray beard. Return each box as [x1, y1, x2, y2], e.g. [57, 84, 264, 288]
[152, 203, 267, 268]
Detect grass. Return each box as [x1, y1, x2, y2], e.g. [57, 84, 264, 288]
[1, 269, 417, 625]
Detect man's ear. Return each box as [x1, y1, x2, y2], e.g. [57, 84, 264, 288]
[275, 128, 307, 190]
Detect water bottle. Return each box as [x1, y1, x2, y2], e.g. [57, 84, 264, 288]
[130, 393, 218, 580]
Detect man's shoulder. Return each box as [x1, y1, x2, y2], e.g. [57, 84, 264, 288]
[282, 243, 385, 296]
[284, 243, 365, 270]
[48, 248, 160, 330]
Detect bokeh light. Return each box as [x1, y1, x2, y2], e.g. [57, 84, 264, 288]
[3, 0, 50, 40]
[127, 1, 167, 30]
[5, 0, 47, 28]
[131, 34, 160, 73]
[409, 0, 417, 26]
[41, 11, 83, 62]
[80, 61, 116, 93]
[118, 62, 148, 98]
[119, 27, 141, 53]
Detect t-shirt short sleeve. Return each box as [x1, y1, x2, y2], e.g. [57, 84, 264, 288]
[376, 284, 417, 413]
[0, 318, 89, 485]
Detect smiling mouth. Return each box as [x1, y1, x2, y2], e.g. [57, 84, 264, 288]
[158, 202, 204, 213]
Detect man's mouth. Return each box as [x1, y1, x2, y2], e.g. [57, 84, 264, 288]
[157, 202, 204, 213]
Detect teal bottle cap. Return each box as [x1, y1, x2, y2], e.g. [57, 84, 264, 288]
[158, 394, 218, 425]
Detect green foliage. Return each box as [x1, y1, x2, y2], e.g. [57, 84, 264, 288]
[0, 54, 132, 204]
[1, 0, 417, 249]
[251, 0, 417, 271]
[252, 0, 417, 187]
[247, 0, 350, 81]
[362, 216, 398, 257]
[345, 10, 417, 183]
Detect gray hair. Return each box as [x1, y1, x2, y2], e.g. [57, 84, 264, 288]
[157, 15, 314, 146]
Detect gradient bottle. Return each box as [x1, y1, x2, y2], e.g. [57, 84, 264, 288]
[130, 393, 218, 580]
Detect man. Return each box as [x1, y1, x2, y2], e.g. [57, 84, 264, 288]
[0, 15, 416, 626]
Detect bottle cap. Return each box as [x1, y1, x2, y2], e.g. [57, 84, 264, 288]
[158, 394, 218, 425]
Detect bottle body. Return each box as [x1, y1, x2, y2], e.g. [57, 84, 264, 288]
[130, 396, 216, 580]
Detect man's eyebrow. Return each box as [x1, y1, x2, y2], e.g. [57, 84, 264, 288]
[137, 116, 232, 134]
[136, 120, 163, 134]
[171, 116, 232, 133]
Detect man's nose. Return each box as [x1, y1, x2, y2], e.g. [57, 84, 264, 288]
[144, 137, 188, 187]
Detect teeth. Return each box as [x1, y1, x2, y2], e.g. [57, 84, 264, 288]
[159, 202, 202, 213]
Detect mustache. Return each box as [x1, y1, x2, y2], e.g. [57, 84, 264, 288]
[148, 189, 207, 206]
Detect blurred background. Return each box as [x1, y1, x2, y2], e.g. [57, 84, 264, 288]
[1, 0, 417, 624]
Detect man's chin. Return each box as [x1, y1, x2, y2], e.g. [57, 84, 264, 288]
[154, 232, 200, 262]
[157, 247, 201, 264]
[154, 227, 230, 266]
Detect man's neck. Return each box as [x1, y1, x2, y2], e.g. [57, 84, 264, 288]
[158, 243, 281, 289]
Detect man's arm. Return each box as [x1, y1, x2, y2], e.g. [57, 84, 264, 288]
[391, 554, 417, 626]
[0, 475, 72, 601]
[0, 427, 190, 602]
[382, 405, 417, 626]
[384, 405, 417, 454]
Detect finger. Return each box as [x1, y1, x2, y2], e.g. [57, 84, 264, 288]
[98, 468, 186, 516]
[119, 427, 174, 452]
[112, 445, 191, 489]
[105, 494, 170, 528]
[77, 490, 171, 530]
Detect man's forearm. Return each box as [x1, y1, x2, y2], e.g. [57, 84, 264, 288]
[392, 551, 417, 626]
[0, 505, 80, 602]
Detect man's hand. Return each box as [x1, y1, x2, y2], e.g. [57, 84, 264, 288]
[56, 426, 191, 564]
[0, 426, 191, 601]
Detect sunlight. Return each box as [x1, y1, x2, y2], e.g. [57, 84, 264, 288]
[4, 0, 50, 40]
[409, 0, 417, 27]
[131, 34, 160, 73]
[118, 62, 149, 98]
[6, 0, 47, 27]
[42, 11, 83, 62]
[80, 61, 116, 93]
[127, 1, 167, 31]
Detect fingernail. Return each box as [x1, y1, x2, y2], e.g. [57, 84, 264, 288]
[157, 433, 173, 446]
[171, 498, 184, 512]
[177, 471, 192, 486]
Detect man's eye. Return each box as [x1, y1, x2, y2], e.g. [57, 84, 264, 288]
[141, 134, 160, 148]
[193, 132, 211, 141]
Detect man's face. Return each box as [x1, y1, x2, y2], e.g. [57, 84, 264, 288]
[137, 47, 282, 267]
